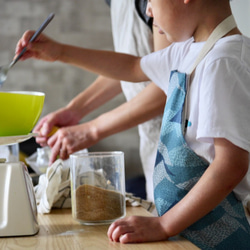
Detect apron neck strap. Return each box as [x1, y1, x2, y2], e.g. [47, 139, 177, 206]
[188, 15, 237, 75]
[184, 15, 237, 134]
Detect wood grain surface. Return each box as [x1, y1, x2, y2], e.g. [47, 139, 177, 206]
[0, 207, 199, 249]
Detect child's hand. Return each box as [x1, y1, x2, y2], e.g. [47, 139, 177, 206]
[15, 30, 63, 62]
[107, 216, 168, 243]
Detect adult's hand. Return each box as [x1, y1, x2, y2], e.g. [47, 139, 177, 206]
[46, 121, 98, 164]
[33, 107, 81, 147]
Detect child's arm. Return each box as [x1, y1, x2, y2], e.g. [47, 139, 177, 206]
[108, 138, 249, 243]
[15, 31, 148, 83]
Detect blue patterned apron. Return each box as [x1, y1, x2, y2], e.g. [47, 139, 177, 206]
[153, 16, 250, 250]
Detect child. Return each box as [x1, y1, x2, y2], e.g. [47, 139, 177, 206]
[16, 0, 250, 248]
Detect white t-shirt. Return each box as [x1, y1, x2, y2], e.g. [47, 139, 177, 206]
[141, 35, 250, 209]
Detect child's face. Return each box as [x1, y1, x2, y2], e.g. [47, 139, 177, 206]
[147, 0, 194, 42]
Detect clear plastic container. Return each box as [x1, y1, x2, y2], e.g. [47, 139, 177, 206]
[0, 143, 19, 162]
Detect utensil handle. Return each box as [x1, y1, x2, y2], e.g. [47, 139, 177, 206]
[11, 13, 55, 67]
[29, 13, 55, 42]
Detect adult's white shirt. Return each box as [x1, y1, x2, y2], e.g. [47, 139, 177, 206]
[111, 0, 162, 202]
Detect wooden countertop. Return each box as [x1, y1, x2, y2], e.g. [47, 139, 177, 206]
[0, 207, 199, 249]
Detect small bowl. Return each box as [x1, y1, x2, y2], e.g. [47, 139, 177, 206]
[0, 91, 45, 136]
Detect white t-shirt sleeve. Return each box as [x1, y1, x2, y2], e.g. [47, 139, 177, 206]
[140, 39, 195, 94]
[197, 57, 250, 152]
[140, 48, 171, 94]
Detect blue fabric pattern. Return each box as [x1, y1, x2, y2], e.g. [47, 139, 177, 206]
[153, 70, 250, 249]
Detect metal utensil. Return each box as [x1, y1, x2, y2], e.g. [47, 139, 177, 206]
[0, 13, 55, 87]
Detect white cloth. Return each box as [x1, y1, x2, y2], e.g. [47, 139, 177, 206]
[32, 147, 87, 214]
[141, 35, 250, 223]
[111, 0, 162, 202]
[34, 159, 71, 214]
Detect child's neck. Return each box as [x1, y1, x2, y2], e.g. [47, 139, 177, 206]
[193, 14, 240, 42]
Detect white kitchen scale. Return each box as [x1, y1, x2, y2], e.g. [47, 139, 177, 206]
[0, 134, 39, 237]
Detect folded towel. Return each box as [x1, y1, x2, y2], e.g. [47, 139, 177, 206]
[34, 159, 71, 214]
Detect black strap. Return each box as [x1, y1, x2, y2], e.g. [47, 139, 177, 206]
[135, 0, 153, 31]
[105, 0, 111, 7]
[105, 0, 152, 31]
